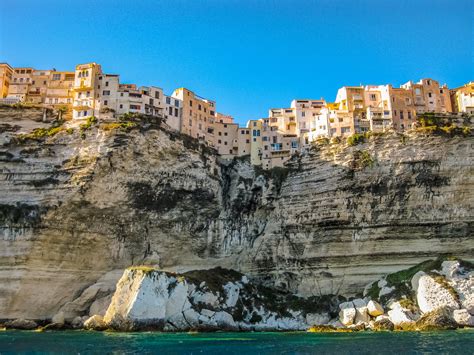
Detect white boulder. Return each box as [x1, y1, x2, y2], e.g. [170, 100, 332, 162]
[339, 301, 356, 326]
[352, 298, 370, 324]
[412, 271, 459, 313]
[52, 311, 65, 324]
[367, 300, 384, 317]
[453, 309, 474, 327]
[212, 311, 237, 330]
[83, 315, 107, 331]
[223, 282, 240, 308]
[388, 308, 415, 326]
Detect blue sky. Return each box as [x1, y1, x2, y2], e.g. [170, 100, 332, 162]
[1, 0, 472, 124]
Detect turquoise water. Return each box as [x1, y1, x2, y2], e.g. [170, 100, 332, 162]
[0, 330, 473, 354]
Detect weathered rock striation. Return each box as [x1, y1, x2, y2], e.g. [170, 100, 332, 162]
[0, 108, 473, 321]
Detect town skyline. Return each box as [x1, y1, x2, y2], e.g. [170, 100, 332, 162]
[1, 0, 472, 125]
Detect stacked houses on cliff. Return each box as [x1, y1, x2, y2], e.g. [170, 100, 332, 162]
[0, 62, 472, 169]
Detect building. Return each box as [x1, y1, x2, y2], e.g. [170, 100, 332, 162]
[72, 63, 102, 119]
[172, 87, 216, 141]
[164, 95, 182, 131]
[401, 78, 452, 114]
[45, 71, 75, 107]
[450, 82, 474, 114]
[0, 63, 13, 99]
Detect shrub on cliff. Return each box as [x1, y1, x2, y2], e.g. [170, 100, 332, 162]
[347, 133, 365, 146]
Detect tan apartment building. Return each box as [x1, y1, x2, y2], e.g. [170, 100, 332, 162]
[172, 88, 216, 141]
[387, 86, 417, 130]
[450, 82, 474, 114]
[45, 71, 75, 107]
[401, 78, 452, 114]
[0, 63, 13, 99]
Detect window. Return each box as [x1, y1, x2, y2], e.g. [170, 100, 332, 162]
[218, 132, 222, 136]
[246, 139, 250, 143]
[175, 100, 179, 107]
[370, 94, 377, 100]
[224, 141, 227, 145]
[83, 110, 87, 116]
[119, 104, 123, 109]
[253, 121, 257, 127]
[301, 111, 305, 117]
[400, 111, 404, 119]
[104, 100, 108, 106]
[291, 141, 298, 148]
[52, 74, 61, 81]
[440, 89, 443, 94]
[428, 92, 432, 98]
[189, 100, 193, 106]
[198, 104, 201, 110]
[169, 107, 173, 115]
[263, 136, 268, 141]
[130, 104, 141, 110]
[271, 143, 282, 151]
[408, 111, 412, 119]
[155, 92, 160, 99]
[189, 119, 192, 126]
[54, 98, 59, 104]
[218, 140, 222, 144]
[174, 108, 178, 116]
[102, 90, 110, 96]
[427, 80, 431, 85]
[149, 98, 154, 105]
[166, 97, 171, 104]
[224, 132, 228, 136]
[341, 127, 351, 133]
[394, 110, 397, 116]
[210, 111, 215, 116]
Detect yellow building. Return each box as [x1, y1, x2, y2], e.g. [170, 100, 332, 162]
[0, 63, 13, 99]
[72, 63, 102, 119]
[450, 82, 474, 114]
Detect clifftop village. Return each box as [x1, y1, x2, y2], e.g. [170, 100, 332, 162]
[0, 62, 472, 169]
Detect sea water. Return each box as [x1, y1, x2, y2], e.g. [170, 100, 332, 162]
[0, 330, 473, 354]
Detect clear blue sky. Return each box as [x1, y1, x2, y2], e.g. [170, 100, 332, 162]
[1, 0, 472, 124]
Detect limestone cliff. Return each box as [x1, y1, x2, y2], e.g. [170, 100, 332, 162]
[0, 108, 472, 320]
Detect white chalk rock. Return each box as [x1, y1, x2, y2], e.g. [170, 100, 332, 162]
[412, 272, 459, 313]
[212, 311, 237, 330]
[352, 298, 370, 324]
[388, 308, 415, 326]
[339, 302, 356, 326]
[224, 282, 240, 308]
[52, 311, 65, 325]
[367, 300, 384, 317]
[83, 315, 107, 330]
[453, 309, 474, 327]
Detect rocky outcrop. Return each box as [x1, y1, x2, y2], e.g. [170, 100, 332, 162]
[101, 267, 314, 331]
[4, 318, 38, 330]
[0, 108, 473, 321]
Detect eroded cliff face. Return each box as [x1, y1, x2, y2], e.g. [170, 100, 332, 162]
[0, 109, 472, 319]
